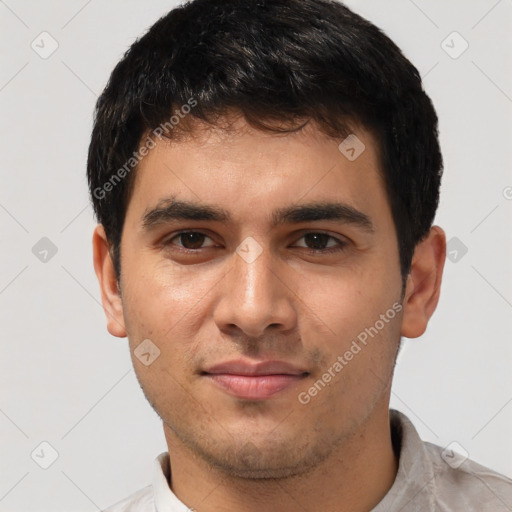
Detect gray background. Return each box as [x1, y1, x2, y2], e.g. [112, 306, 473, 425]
[1, 0, 511, 510]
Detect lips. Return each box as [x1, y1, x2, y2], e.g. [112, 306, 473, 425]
[203, 360, 309, 400]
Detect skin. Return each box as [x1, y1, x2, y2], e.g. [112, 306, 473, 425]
[93, 115, 446, 512]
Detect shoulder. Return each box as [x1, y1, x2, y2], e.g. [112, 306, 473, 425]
[424, 441, 512, 511]
[102, 485, 155, 512]
[386, 410, 512, 511]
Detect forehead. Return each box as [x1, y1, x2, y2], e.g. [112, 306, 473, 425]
[127, 116, 388, 226]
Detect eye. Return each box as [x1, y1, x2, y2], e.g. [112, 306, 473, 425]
[166, 231, 216, 250]
[163, 231, 347, 253]
[292, 232, 347, 252]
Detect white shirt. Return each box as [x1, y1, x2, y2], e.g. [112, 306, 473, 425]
[102, 410, 512, 511]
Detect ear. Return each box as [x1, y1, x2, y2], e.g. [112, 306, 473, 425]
[92, 224, 127, 338]
[401, 226, 446, 338]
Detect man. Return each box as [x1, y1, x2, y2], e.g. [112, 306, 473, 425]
[88, 0, 512, 510]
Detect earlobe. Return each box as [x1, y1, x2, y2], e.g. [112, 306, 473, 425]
[92, 225, 127, 338]
[400, 226, 446, 339]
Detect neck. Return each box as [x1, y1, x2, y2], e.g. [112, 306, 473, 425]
[163, 400, 398, 512]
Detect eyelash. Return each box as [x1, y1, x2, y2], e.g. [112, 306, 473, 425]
[163, 230, 348, 254]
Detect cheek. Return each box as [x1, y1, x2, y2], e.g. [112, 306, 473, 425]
[294, 262, 402, 409]
[121, 252, 218, 337]
[296, 263, 398, 340]
[120, 259, 226, 401]
[300, 306, 402, 427]
[121, 264, 207, 395]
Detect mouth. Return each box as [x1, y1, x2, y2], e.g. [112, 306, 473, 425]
[202, 360, 310, 400]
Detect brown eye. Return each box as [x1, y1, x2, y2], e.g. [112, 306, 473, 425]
[179, 232, 206, 249]
[167, 231, 216, 250]
[293, 232, 346, 252]
[303, 233, 332, 250]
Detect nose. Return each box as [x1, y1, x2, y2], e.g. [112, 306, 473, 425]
[212, 241, 297, 339]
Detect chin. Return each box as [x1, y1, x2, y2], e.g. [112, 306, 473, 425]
[178, 428, 334, 480]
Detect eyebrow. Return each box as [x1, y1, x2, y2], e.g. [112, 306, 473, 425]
[141, 196, 374, 233]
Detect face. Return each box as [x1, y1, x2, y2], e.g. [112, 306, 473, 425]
[97, 116, 421, 479]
